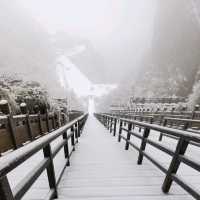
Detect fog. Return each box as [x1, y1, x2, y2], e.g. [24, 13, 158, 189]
[19, 0, 156, 83]
[1, 1, 200, 111]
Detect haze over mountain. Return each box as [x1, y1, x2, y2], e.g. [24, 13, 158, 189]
[132, 0, 200, 98]
[19, 0, 157, 84]
[2, 0, 200, 108]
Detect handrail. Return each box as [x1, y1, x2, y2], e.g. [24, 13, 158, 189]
[95, 113, 200, 199]
[110, 112, 200, 138]
[111, 109, 200, 119]
[0, 113, 88, 200]
[101, 114, 200, 143]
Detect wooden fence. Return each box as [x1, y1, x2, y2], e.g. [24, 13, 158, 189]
[95, 113, 200, 199]
[0, 113, 88, 200]
[108, 107, 200, 135]
[0, 112, 67, 155]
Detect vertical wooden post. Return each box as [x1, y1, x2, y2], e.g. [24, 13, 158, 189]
[113, 118, 117, 136]
[104, 116, 107, 127]
[38, 114, 43, 135]
[150, 117, 154, 124]
[107, 117, 109, 129]
[125, 122, 132, 150]
[0, 176, 14, 200]
[63, 130, 70, 166]
[118, 120, 123, 142]
[71, 126, 75, 151]
[139, 116, 142, 132]
[43, 144, 58, 198]
[7, 115, 18, 150]
[46, 112, 50, 132]
[52, 115, 56, 130]
[105, 116, 107, 128]
[137, 127, 150, 164]
[108, 117, 111, 130]
[159, 118, 167, 141]
[192, 104, 199, 119]
[26, 114, 33, 141]
[109, 118, 113, 133]
[162, 138, 189, 193]
[77, 121, 81, 137]
[74, 123, 78, 143]
[183, 121, 189, 131]
[56, 112, 61, 128]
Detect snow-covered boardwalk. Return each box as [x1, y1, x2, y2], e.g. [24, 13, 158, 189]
[57, 116, 195, 200]
[5, 115, 200, 199]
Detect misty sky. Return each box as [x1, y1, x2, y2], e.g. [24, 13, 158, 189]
[19, 0, 157, 83]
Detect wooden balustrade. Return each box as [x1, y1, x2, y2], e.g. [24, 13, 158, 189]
[108, 110, 200, 134]
[0, 112, 67, 155]
[95, 113, 200, 200]
[0, 114, 88, 200]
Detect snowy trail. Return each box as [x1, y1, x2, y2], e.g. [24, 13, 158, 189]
[57, 116, 192, 200]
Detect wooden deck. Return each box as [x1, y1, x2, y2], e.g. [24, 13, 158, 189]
[56, 116, 199, 199]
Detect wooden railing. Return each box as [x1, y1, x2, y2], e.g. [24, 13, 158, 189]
[111, 104, 200, 119]
[0, 112, 67, 155]
[95, 113, 200, 200]
[129, 97, 186, 104]
[109, 111, 200, 135]
[69, 110, 84, 122]
[0, 113, 88, 200]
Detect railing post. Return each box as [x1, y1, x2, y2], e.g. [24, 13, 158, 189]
[43, 144, 58, 198]
[150, 117, 154, 124]
[71, 126, 75, 151]
[107, 116, 109, 130]
[63, 130, 70, 166]
[52, 115, 56, 130]
[109, 118, 113, 133]
[139, 116, 143, 132]
[26, 114, 33, 141]
[118, 120, 123, 142]
[125, 122, 132, 150]
[108, 117, 111, 130]
[106, 116, 108, 128]
[105, 116, 107, 128]
[77, 121, 81, 137]
[7, 115, 18, 150]
[137, 127, 150, 164]
[162, 138, 189, 193]
[113, 118, 117, 136]
[183, 121, 189, 130]
[74, 123, 78, 143]
[38, 113, 43, 135]
[46, 112, 50, 132]
[159, 118, 167, 141]
[0, 176, 14, 200]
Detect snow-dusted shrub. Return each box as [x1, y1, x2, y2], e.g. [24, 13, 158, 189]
[0, 88, 20, 114]
[0, 75, 52, 114]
